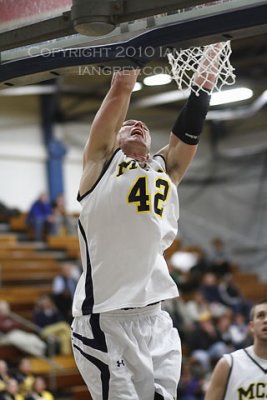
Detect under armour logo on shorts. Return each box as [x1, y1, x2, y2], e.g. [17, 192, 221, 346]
[116, 360, 125, 367]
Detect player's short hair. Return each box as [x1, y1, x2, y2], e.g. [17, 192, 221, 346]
[249, 299, 267, 321]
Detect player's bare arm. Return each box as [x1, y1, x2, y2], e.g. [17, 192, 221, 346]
[204, 358, 230, 400]
[159, 43, 223, 185]
[79, 69, 140, 195]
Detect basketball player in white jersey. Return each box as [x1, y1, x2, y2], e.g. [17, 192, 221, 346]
[204, 299, 267, 400]
[71, 44, 222, 400]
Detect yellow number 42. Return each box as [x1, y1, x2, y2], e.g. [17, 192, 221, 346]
[127, 176, 170, 217]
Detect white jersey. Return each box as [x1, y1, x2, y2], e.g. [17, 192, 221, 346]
[73, 149, 179, 316]
[223, 346, 267, 400]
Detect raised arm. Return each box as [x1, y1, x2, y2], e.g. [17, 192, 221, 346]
[79, 69, 139, 195]
[159, 43, 223, 185]
[83, 69, 140, 166]
[204, 357, 230, 400]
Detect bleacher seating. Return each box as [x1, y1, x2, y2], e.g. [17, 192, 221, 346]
[0, 286, 52, 319]
[47, 235, 80, 259]
[0, 233, 17, 244]
[0, 231, 91, 399]
[29, 355, 91, 399]
[232, 270, 267, 302]
[9, 213, 28, 232]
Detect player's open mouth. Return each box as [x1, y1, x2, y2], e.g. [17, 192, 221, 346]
[131, 128, 143, 137]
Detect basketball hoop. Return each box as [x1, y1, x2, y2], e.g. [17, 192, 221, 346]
[167, 41, 236, 95]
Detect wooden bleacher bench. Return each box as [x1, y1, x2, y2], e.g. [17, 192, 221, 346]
[0, 258, 60, 268]
[232, 271, 267, 302]
[0, 345, 26, 360]
[0, 257, 61, 286]
[0, 242, 37, 249]
[47, 235, 80, 259]
[0, 234, 17, 244]
[9, 213, 28, 232]
[0, 286, 51, 301]
[28, 355, 76, 375]
[65, 246, 81, 259]
[0, 270, 60, 286]
[47, 235, 79, 249]
[0, 237, 63, 312]
[29, 355, 91, 399]
[0, 249, 36, 258]
[0, 286, 52, 318]
[0, 250, 58, 259]
[51, 357, 91, 399]
[71, 386, 92, 400]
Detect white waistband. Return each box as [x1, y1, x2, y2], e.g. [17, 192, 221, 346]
[101, 302, 161, 319]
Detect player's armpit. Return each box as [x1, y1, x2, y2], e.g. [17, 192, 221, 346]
[204, 358, 230, 400]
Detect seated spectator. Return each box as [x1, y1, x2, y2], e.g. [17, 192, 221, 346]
[0, 301, 46, 357]
[13, 358, 35, 396]
[52, 263, 78, 323]
[26, 193, 54, 241]
[215, 312, 235, 352]
[199, 273, 221, 303]
[33, 295, 72, 355]
[189, 251, 212, 291]
[228, 312, 249, 349]
[178, 361, 206, 400]
[0, 360, 11, 393]
[218, 273, 252, 320]
[185, 291, 212, 323]
[188, 312, 229, 372]
[0, 378, 24, 400]
[199, 273, 227, 317]
[24, 376, 54, 400]
[51, 193, 76, 236]
[208, 238, 232, 277]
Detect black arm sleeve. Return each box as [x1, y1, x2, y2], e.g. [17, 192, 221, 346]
[172, 87, 211, 145]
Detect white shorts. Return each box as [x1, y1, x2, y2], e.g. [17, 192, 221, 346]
[71, 303, 181, 400]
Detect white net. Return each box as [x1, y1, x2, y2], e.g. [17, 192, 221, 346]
[167, 41, 236, 95]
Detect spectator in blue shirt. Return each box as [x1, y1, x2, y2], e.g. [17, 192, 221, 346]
[26, 193, 54, 241]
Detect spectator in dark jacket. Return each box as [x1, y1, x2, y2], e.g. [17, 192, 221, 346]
[33, 295, 71, 355]
[52, 263, 79, 323]
[188, 312, 229, 372]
